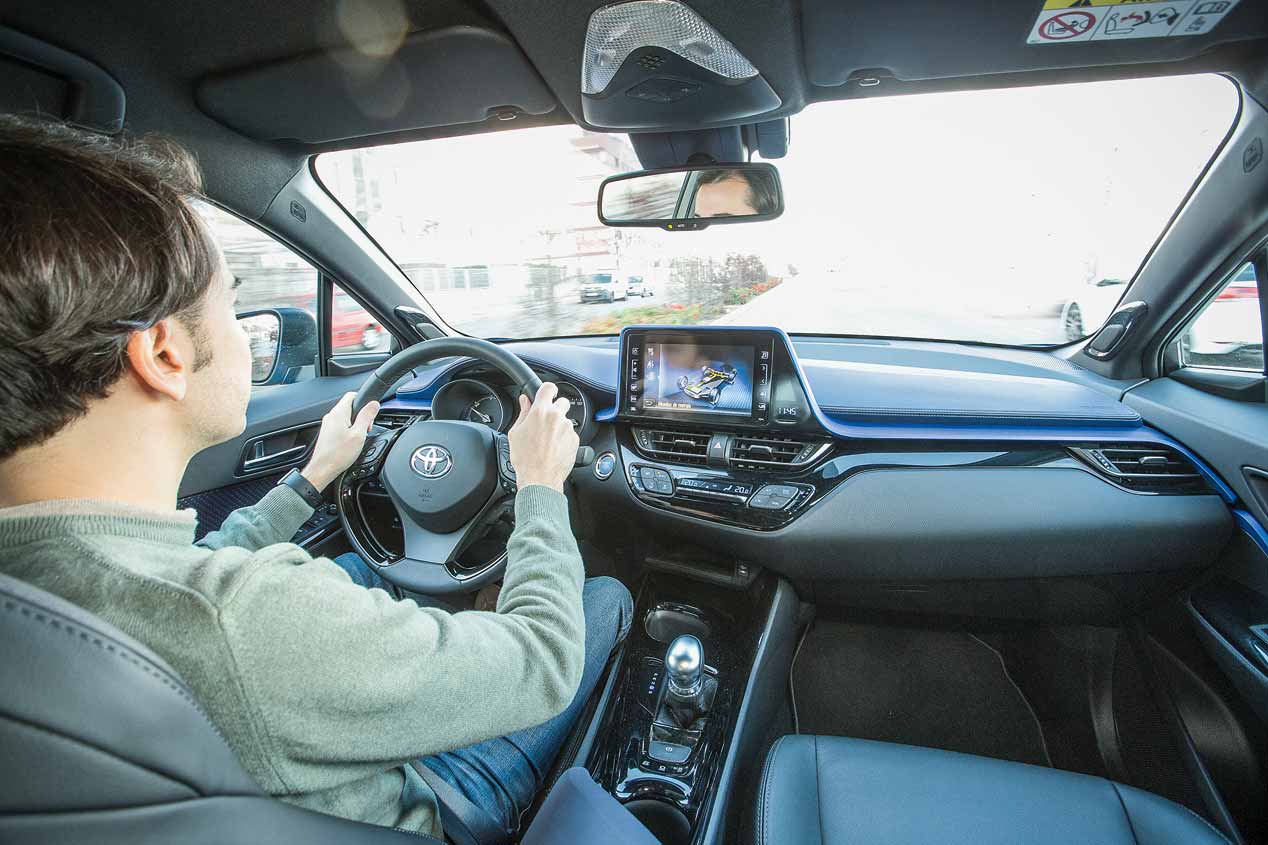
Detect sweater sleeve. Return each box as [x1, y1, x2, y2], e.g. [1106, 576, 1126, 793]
[196, 485, 313, 552]
[217, 484, 586, 794]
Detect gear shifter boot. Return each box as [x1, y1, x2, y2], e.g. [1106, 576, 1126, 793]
[663, 674, 717, 729]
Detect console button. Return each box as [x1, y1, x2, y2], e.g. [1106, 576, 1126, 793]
[647, 741, 692, 764]
[750, 484, 800, 510]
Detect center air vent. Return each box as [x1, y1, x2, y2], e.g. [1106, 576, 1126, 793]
[375, 410, 424, 431]
[730, 435, 827, 470]
[1072, 446, 1207, 494]
[632, 427, 711, 466]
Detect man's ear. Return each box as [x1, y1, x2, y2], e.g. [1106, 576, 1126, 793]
[126, 318, 191, 402]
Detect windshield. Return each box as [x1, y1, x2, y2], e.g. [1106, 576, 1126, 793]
[317, 75, 1237, 344]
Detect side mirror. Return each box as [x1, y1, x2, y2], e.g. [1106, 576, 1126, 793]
[237, 307, 318, 386]
[598, 162, 783, 231]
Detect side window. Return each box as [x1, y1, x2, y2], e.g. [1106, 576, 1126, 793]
[331, 285, 391, 355]
[1182, 262, 1263, 372]
[195, 203, 319, 385]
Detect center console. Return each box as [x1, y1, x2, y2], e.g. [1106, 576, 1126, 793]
[614, 326, 836, 531]
[584, 573, 790, 845]
[571, 329, 810, 843]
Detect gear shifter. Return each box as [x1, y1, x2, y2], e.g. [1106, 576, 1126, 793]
[661, 634, 717, 730]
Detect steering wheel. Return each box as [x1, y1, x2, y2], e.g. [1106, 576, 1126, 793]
[337, 337, 542, 595]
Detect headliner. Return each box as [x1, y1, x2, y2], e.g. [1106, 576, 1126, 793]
[3, 0, 1265, 216]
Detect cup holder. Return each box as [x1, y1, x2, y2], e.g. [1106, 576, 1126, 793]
[625, 798, 692, 845]
[643, 603, 711, 644]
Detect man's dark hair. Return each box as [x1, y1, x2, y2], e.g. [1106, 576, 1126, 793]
[0, 116, 217, 460]
[696, 167, 779, 215]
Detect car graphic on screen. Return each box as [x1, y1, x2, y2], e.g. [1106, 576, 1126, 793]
[677, 363, 738, 404]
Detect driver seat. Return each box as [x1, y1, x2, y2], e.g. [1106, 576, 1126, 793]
[0, 571, 442, 844]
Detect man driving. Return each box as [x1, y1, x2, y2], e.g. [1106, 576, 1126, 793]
[0, 116, 632, 840]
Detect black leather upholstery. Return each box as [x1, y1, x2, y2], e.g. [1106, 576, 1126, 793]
[0, 572, 438, 844]
[756, 735, 1229, 845]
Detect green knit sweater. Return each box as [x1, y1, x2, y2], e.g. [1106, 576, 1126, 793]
[0, 483, 585, 837]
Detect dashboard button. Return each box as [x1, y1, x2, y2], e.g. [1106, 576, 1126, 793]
[750, 484, 800, 510]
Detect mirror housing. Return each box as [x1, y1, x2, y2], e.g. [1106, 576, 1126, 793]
[237, 306, 318, 386]
[598, 162, 783, 230]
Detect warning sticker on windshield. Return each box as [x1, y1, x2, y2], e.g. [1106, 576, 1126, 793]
[1028, 0, 1241, 44]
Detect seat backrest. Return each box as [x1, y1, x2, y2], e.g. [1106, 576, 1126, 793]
[0, 571, 432, 844]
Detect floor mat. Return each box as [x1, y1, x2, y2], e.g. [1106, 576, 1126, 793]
[792, 620, 1051, 767]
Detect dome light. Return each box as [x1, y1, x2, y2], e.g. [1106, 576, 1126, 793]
[581, 0, 758, 95]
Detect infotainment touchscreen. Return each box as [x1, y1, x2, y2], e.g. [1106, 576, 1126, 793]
[623, 328, 776, 426]
[642, 342, 755, 417]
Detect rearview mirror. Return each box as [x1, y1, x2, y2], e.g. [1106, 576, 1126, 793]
[598, 163, 783, 230]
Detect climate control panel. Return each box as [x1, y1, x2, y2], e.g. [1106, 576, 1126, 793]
[622, 452, 821, 530]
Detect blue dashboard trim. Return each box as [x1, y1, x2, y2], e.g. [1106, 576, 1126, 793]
[385, 329, 1239, 505]
[1232, 509, 1268, 559]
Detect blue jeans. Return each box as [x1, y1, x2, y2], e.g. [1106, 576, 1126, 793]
[332, 553, 633, 835]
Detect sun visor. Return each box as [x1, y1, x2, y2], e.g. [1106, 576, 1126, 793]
[0, 26, 125, 133]
[800, 0, 1268, 87]
[197, 26, 557, 144]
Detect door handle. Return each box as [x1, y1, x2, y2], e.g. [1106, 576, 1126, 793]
[242, 442, 307, 471]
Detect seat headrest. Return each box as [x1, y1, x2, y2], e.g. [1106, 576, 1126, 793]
[0, 571, 259, 811]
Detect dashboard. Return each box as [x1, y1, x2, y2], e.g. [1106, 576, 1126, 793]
[378, 326, 1240, 621]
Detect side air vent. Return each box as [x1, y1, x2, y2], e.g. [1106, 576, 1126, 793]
[632, 427, 711, 466]
[1072, 446, 1207, 494]
[375, 410, 424, 431]
[730, 434, 827, 470]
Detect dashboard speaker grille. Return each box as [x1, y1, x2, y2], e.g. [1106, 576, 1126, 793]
[1073, 446, 1207, 494]
[633, 427, 711, 465]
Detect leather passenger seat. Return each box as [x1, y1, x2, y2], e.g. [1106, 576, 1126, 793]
[756, 735, 1229, 845]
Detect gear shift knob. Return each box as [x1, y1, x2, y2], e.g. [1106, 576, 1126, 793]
[665, 634, 703, 696]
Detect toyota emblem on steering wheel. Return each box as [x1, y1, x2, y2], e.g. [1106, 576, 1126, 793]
[410, 445, 453, 479]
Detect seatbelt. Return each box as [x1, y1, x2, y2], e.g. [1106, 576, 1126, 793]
[409, 760, 510, 845]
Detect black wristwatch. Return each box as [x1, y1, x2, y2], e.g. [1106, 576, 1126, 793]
[279, 468, 324, 509]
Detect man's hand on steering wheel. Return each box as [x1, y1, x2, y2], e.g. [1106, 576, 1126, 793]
[508, 382, 579, 494]
[301, 392, 381, 491]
